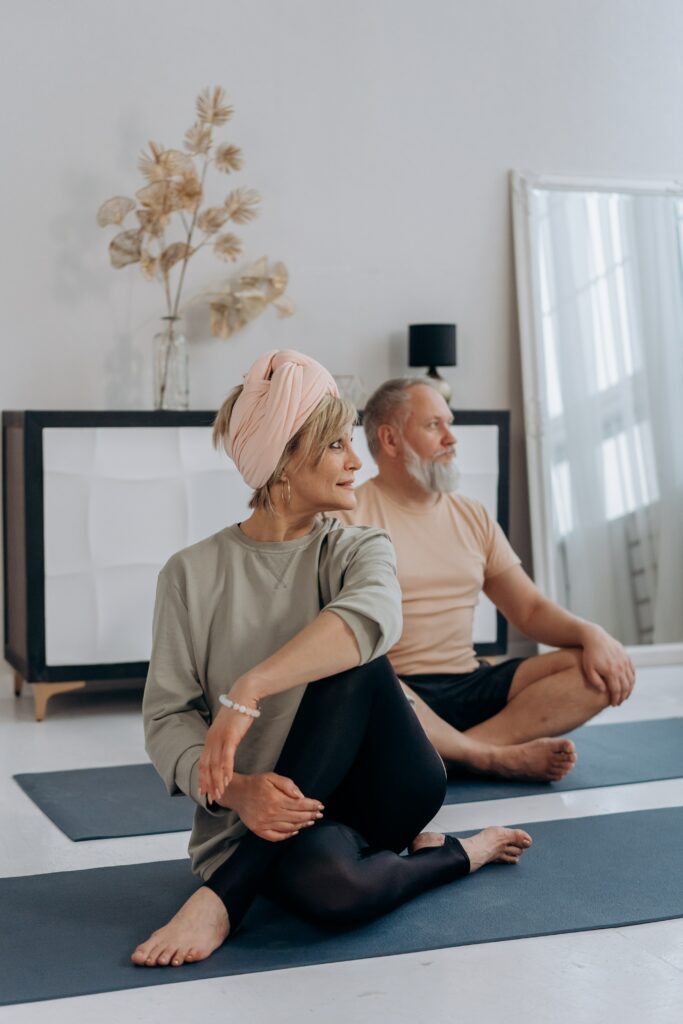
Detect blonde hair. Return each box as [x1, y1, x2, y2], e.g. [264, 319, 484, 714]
[213, 388, 357, 512]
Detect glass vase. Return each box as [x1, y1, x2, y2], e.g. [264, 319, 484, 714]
[154, 316, 189, 410]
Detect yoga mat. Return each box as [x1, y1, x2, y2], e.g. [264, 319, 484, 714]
[13, 763, 193, 840]
[14, 720, 683, 842]
[1, 806, 682, 1006]
[445, 717, 683, 804]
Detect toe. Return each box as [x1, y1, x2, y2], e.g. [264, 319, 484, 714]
[131, 934, 158, 964]
[144, 943, 166, 966]
[156, 948, 175, 967]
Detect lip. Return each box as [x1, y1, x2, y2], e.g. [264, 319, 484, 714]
[336, 481, 355, 488]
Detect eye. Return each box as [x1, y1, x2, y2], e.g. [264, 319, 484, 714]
[329, 440, 343, 450]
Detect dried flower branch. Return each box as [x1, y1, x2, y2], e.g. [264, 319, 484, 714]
[97, 85, 262, 323]
[200, 256, 295, 340]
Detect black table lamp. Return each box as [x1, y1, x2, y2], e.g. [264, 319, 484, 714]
[408, 323, 457, 400]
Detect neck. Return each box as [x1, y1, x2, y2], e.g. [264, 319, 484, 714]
[239, 506, 320, 542]
[373, 461, 439, 509]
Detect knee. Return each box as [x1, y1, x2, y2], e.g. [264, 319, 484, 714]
[306, 865, 375, 928]
[565, 649, 611, 710]
[328, 656, 405, 711]
[285, 826, 376, 928]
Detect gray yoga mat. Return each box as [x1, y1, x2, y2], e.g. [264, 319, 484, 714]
[14, 719, 683, 842]
[445, 717, 683, 804]
[13, 763, 193, 840]
[1, 806, 682, 1006]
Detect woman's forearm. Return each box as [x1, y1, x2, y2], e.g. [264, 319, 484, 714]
[231, 610, 362, 705]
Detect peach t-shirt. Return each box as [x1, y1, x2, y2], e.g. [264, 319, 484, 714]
[338, 478, 521, 675]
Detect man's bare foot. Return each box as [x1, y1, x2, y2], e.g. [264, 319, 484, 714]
[459, 826, 532, 871]
[466, 738, 577, 782]
[131, 886, 229, 968]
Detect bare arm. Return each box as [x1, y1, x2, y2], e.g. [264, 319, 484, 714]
[484, 565, 592, 647]
[199, 610, 362, 802]
[237, 610, 361, 703]
[484, 565, 635, 704]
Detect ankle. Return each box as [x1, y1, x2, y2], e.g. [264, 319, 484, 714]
[463, 740, 496, 773]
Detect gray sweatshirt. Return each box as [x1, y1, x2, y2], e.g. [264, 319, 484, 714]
[143, 516, 402, 880]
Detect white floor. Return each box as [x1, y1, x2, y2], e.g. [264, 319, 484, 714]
[1, 666, 683, 1023]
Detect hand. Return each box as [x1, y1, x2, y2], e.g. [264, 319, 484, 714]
[219, 772, 324, 842]
[198, 691, 259, 802]
[581, 626, 636, 707]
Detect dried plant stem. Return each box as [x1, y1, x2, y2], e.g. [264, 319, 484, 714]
[158, 317, 178, 408]
[171, 155, 210, 320]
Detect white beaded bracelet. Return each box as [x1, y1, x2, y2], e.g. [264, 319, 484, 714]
[219, 694, 261, 719]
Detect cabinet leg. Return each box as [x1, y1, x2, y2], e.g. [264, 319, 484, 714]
[32, 682, 86, 721]
[14, 672, 24, 697]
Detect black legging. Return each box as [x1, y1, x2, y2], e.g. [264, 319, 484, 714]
[206, 656, 470, 930]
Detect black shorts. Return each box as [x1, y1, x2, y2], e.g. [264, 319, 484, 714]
[401, 658, 526, 732]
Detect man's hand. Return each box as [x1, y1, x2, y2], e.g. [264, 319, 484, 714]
[581, 626, 636, 707]
[218, 772, 324, 842]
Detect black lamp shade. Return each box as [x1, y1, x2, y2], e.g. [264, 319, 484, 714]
[408, 324, 457, 368]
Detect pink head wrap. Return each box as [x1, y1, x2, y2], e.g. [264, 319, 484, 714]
[225, 349, 340, 489]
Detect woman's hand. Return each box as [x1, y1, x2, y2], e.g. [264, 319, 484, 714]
[219, 772, 324, 842]
[198, 690, 259, 802]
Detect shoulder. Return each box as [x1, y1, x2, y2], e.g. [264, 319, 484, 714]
[322, 519, 396, 567]
[446, 493, 491, 521]
[444, 493, 497, 543]
[159, 527, 234, 587]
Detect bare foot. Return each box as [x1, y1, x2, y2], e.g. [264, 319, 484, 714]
[409, 831, 446, 853]
[459, 826, 532, 871]
[466, 737, 577, 782]
[131, 887, 229, 968]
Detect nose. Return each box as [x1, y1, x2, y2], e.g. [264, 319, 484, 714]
[346, 443, 362, 471]
[443, 426, 456, 448]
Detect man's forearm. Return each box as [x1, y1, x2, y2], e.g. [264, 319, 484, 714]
[521, 598, 601, 649]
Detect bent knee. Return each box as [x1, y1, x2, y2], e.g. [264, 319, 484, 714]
[299, 869, 379, 928]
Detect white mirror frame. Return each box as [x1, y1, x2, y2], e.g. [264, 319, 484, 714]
[511, 170, 683, 668]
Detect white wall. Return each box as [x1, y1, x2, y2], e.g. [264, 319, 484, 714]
[2, 0, 683, 665]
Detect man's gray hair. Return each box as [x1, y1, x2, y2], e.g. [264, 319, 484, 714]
[363, 377, 438, 458]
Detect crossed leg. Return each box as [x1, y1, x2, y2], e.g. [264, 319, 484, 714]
[467, 647, 609, 746]
[402, 647, 610, 781]
[132, 658, 533, 967]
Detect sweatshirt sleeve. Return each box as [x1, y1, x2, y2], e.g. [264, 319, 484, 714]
[142, 569, 224, 815]
[322, 527, 403, 663]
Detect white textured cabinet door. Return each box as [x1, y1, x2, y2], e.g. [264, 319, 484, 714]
[42, 423, 500, 666]
[42, 427, 252, 665]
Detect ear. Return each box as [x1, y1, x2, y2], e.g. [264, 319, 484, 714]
[376, 423, 401, 458]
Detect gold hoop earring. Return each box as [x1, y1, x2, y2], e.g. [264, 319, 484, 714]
[281, 477, 291, 505]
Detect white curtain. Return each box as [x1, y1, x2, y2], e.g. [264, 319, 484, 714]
[532, 188, 683, 644]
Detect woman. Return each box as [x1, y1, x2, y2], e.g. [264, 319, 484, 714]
[132, 350, 531, 968]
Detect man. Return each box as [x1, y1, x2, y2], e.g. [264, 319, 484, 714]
[338, 378, 636, 781]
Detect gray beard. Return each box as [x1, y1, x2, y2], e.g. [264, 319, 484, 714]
[404, 444, 461, 494]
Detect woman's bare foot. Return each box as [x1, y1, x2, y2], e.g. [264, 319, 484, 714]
[409, 827, 532, 872]
[131, 887, 229, 968]
[409, 831, 447, 853]
[466, 737, 577, 782]
[459, 826, 532, 871]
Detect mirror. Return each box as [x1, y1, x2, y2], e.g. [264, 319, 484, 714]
[511, 173, 683, 663]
